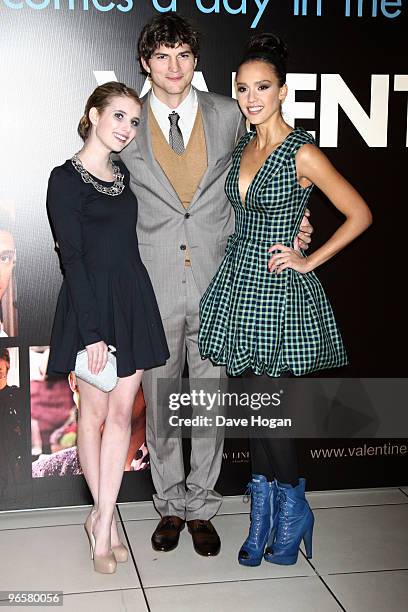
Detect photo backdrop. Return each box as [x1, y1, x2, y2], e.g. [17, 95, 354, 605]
[0, 0, 406, 511]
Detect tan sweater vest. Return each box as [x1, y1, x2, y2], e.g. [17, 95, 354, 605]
[149, 106, 208, 266]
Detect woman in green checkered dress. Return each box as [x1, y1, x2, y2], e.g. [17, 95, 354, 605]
[198, 34, 372, 568]
[199, 125, 349, 376]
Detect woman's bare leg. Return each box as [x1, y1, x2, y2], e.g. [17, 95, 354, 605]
[76, 378, 109, 509]
[92, 370, 143, 556]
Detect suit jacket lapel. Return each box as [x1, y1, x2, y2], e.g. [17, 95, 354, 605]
[188, 89, 218, 210]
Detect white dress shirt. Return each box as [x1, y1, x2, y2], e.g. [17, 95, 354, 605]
[149, 87, 198, 147]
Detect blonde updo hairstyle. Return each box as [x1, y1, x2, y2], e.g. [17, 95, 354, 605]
[77, 81, 141, 141]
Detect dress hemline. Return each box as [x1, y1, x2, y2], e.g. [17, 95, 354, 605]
[200, 352, 349, 378]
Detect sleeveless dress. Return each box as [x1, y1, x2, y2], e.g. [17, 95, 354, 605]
[198, 128, 348, 377]
[46, 159, 169, 378]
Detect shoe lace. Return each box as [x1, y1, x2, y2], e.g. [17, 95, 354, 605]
[245, 482, 265, 546]
[274, 489, 291, 546]
[243, 482, 252, 504]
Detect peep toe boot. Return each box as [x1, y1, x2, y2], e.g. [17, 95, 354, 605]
[264, 478, 314, 566]
[238, 475, 277, 567]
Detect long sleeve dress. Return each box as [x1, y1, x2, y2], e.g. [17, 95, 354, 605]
[46, 159, 169, 378]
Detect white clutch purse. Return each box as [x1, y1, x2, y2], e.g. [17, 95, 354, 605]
[74, 345, 118, 392]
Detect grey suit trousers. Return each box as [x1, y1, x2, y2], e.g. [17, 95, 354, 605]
[142, 266, 226, 521]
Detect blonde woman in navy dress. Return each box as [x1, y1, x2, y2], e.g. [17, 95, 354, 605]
[47, 83, 169, 573]
[199, 35, 372, 567]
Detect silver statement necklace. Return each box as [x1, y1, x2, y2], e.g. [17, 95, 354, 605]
[71, 154, 125, 196]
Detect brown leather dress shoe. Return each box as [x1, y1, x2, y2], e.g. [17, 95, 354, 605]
[187, 519, 221, 556]
[151, 516, 185, 552]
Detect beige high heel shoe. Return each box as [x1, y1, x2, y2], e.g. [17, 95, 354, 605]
[112, 542, 129, 563]
[111, 515, 128, 562]
[84, 513, 117, 574]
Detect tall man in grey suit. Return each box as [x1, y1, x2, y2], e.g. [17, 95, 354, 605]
[121, 14, 311, 556]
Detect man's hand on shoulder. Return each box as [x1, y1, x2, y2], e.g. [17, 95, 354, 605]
[294, 208, 313, 251]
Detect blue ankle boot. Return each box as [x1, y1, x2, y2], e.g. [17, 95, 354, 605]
[264, 478, 314, 566]
[238, 475, 277, 567]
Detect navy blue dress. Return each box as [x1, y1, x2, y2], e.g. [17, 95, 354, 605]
[46, 159, 169, 378]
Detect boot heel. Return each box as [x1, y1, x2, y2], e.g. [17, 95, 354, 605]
[303, 523, 314, 559]
[264, 479, 315, 566]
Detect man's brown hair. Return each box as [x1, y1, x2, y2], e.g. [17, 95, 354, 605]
[138, 14, 200, 76]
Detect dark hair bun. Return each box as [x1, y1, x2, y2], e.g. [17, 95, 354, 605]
[240, 32, 288, 86]
[244, 33, 288, 64]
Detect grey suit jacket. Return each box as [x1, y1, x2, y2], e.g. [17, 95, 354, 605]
[120, 88, 245, 319]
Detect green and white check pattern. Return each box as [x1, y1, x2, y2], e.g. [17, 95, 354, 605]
[198, 127, 348, 376]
